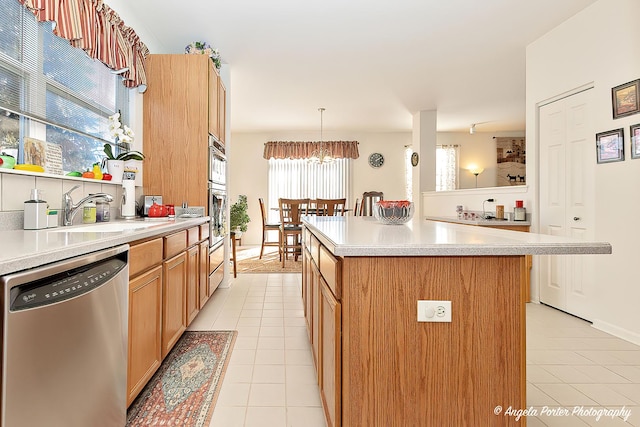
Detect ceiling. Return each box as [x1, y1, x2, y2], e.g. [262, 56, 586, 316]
[124, 0, 597, 134]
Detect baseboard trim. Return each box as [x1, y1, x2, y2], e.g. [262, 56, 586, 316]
[591, 319, 640, 346]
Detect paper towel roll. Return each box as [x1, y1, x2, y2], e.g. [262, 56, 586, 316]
[121, 180, 136, 218]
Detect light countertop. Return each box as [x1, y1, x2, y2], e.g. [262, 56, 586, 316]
[302, 216, 611, 257]
[0, 217, 209, 275]
[425, 215, 531, 227]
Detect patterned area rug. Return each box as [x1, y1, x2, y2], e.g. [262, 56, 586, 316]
[237, 246, 302, 273]
[126, 331, 237, 426]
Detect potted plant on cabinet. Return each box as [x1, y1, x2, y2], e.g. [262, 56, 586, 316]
[230, 195, 250, 238]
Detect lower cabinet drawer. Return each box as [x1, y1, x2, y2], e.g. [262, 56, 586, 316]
[129, 238, 163, 277]
[319, 245, 341, 299]
[200, 223, 210, 241]
[187, 226, 200, 247]
[164, 230, 187, 259]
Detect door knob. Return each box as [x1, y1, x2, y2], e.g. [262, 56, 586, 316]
[573, 217, 581, 221]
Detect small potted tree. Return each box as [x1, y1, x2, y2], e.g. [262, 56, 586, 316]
[230, 195, 250, 238]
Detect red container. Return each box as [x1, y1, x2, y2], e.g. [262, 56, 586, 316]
[515, 200, 524, 208]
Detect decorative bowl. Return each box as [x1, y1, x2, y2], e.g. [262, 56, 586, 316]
[373, 200, 414, 225]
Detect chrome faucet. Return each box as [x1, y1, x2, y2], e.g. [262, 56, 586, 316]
[62, 185, 114, 226]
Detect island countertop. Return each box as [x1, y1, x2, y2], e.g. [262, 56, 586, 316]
[302, 216, 612, 257]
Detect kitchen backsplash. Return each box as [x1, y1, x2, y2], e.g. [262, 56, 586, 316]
[0, 171, 143, 229]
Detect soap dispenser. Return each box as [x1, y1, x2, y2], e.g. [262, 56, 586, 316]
[24, 189, 48, 230]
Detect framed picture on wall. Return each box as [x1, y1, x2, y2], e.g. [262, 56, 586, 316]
[612, 79, 640, 119]
[596, 128, 624, 163]
[631, 124, 640, 159]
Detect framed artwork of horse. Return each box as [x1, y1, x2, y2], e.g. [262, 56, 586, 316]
[496, 137, 526, 186]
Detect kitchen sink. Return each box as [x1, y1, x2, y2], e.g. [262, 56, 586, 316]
[50, 221, 173, 233]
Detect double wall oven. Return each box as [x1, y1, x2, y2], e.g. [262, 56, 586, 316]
[208, 136, 227, 250]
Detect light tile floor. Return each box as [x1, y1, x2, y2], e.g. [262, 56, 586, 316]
[526, 303, 640, 426]
[188, 272, 326, 427]
[188, 272, 640, 426]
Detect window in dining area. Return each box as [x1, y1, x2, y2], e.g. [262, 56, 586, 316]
[267, 158, 351, 221]
[436, 144, 460, 191]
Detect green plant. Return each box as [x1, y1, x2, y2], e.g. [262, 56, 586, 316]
[103, 143, 145, 161]
[230, 195, 250, 232]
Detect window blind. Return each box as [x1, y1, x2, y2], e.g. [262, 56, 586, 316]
[267, 158, 351, 222]
[0, 0, 130, 172]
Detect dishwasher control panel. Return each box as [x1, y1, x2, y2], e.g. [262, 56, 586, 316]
[9, 256, 126, 311]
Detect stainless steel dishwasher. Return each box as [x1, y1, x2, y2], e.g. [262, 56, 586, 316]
[1, 245, 129, 427]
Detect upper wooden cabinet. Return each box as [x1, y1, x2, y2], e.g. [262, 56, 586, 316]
[217, 79, 226, 145]
[143, 54, 226, 207]
[208, 64, 220, 140]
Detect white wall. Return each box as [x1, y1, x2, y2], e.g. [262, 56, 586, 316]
[229, 131, 411, 245]
[527, 0, 640, 343]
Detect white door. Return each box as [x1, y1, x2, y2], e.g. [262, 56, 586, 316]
[539, 88, 596, 320]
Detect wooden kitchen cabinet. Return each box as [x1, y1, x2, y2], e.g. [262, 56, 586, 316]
[208, 64, 220, 140]
[127, 265, 163, 406]
[127, 222, 210, 406]
[199, 240, 210, 309]
[162, 251, 187, 358]
[127, 238, 164, 406]
[218, 79, 226, 144]
[186, 245, 199, 326]
[320, 277, 341, 427]
[311, 260, 321, 371]
[143, 54, 226, 208]
[303, 223, 527, 426]
[302, 233, 342, 426]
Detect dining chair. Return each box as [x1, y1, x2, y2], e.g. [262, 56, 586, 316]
[278, 198, 310, 267]
[315, 198, 347, 216]
[353, 198, 362, 216]
[259, 198, 281, 259]
[361, 191, 384, 216]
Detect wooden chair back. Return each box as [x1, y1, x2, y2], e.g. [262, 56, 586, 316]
[361, 191, 383, 216]
[353, 198, 362, 216]
[278, 198, 309, 267]
[278, 198, 310, 227]
[315, 198, 347, 216]
[259, 197, 268, 228]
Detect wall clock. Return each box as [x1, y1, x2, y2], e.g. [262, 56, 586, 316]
[368, 152, 384, 168]
[411, 152, 419, 167]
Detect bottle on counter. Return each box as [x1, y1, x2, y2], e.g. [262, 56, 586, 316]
[513, 200, 526, 221]
[24, 189, 48, 230]
[96, 200, 111, 222]
[83, 201, 97, 224]
[495, 205, 504, 220]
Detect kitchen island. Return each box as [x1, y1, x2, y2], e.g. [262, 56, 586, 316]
[301, 216, 611, 426]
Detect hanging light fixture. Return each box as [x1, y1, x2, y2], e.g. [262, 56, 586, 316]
[308, 107, 334, 164]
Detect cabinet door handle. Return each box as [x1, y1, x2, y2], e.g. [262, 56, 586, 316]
[573, 217, 581, 221]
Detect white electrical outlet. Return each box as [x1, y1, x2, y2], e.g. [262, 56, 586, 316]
[417, 300, 452, 322]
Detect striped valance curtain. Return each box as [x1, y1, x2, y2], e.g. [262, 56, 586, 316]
[263, 140, 360, 160]
[16, 0, 149, 88]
